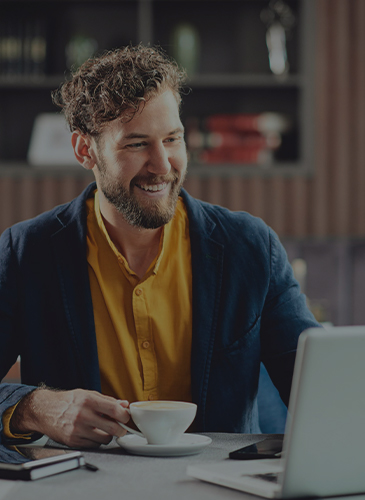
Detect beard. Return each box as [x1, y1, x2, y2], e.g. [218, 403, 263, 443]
[96, 157, 187, 230]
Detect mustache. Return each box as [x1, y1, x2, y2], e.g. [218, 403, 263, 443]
[132, 173, 180, 186]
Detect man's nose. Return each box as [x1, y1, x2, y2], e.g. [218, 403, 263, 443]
[147, 143, 171, 175]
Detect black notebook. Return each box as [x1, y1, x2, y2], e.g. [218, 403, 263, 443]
[0, 445, 85, 480]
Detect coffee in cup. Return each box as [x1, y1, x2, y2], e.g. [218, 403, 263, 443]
[119, 400, 197, 445]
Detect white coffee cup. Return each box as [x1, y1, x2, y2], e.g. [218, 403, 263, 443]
[119, 401, 197, 445]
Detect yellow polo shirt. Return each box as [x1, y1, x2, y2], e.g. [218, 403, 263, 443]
[86, 191, 193, 403]
[2, 190, 193, 438]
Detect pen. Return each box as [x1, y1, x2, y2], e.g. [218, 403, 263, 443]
[83, 462, 99, 472]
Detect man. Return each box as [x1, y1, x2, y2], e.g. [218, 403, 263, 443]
[0, 44, 318, 449]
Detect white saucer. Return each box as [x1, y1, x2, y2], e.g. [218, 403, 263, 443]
[116, 433, 212, 457]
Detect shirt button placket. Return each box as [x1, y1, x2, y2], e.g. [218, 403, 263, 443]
[133, 284, 155, 393]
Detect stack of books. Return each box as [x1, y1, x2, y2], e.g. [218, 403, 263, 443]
[0, 17, 47, 77]
[187, 112, 292, 166]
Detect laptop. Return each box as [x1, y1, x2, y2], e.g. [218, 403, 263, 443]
[187, 326, 365, 498]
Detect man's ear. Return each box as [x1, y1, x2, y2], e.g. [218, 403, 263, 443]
[71, 131, 96, 170]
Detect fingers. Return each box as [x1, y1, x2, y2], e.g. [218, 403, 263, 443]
[118, 400, 130, 408]
[65, 428, 113, 449]
[71, 396, 129, 444]
[90, 394, 130, 425]
[89, 412, 127, 438]
[64, 391, 131, 441]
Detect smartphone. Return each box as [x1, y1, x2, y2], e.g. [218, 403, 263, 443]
[0, 445, 85, 480]
[229, 435, 284, 460]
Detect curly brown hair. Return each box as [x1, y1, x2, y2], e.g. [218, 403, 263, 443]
[52, 43, 187, 135]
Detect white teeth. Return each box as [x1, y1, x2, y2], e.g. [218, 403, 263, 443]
[139, 183, 167, 192]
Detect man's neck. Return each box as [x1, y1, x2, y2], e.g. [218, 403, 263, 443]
[98, 193, 163, 280]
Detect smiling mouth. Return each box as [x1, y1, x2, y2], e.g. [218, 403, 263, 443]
[137, 182, 168, 192]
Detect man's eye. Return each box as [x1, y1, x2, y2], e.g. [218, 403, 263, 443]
[127, 142, 144, 149]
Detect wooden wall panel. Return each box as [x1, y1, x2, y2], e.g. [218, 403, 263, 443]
[329, 1, 348, 235]
[312, 0, 330, 237]
[353, 0, 365, 236]
[0, 178, 17, 231]
[0, 174, 93, 232]
[269, 177, 286, 236]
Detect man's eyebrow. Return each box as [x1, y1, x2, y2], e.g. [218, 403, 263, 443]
[169, 127, 185, 135]
[124, 133, 149, 140]
[123, 128, 184, 140]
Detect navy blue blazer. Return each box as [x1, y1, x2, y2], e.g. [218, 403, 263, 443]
[0, 183, 318, 439]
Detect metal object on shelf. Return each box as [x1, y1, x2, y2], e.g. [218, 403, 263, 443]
[260, 0, 296, 76]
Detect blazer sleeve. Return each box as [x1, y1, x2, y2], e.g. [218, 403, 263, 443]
[260, 227, 320, 405]
[0, 229, 40, 444]
[0, 384, 40, 443]
[0, 228, 21, 378]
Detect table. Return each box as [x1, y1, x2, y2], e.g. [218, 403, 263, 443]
[0, 434, 267, 500]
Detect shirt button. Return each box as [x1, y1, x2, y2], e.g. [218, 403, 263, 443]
[142, 341, 150, 349]
[148, 394, 156, 401]
[135, 288, 143, 296]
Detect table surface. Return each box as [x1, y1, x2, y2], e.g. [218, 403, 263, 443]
[0, 433, 270, 500]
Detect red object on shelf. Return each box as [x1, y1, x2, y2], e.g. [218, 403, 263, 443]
[187, 130, 281, 150]
[205, 112, 291, 134]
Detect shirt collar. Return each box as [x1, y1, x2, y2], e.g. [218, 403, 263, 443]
[93, 190, 166, 278]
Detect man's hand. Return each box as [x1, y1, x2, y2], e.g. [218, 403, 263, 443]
[10, 388, 130, 448]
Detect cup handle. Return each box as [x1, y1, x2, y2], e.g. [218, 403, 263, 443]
[117, 405, 144, 438]
[118, 422, 144, 438]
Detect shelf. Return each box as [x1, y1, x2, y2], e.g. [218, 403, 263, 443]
[0, 73, 304, 90]
[188, 162, 312, 178]
[0, 75, 66, 89]
[0, 162, 93, 178]
[0, 161, 311, 179]
[188, 73, 304, 89]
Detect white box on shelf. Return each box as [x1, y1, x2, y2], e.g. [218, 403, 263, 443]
[27, 113, 79, 168]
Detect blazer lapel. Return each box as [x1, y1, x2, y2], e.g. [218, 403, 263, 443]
[181, 190, 224, 430]
[51, 185, 101, 392]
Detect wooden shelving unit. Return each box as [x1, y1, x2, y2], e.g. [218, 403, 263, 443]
[0, 0, 315, 178]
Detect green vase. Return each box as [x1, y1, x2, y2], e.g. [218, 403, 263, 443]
[171, 23, 200, 76]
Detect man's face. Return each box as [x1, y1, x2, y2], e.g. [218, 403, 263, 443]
[92, 89, 188, 229]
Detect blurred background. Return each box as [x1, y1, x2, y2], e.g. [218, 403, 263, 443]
[0, 0, 364, 329]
